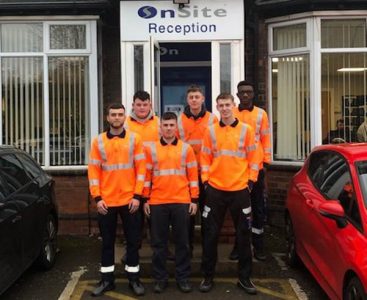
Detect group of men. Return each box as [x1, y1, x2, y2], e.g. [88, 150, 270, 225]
[87, 81, 271, 297]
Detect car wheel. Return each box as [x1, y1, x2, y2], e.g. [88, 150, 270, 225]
[37, 214, 57, 270]
[344, 277, 366, 300]
[285, 214, 300, 267]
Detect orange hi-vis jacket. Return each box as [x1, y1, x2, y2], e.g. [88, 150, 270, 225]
[88, 130, 146, 207]
[233, 105, 271, 169]
[200, 120, 260, 191]
[143, 138, 199, 205]
[125, 114, 160, 148]
[177, 110, 218, 162]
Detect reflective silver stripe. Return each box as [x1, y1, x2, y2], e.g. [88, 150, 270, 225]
[252, 227, 264, 235]
[151, 143, 158, 166]
[177, 115, 185, 140]
[89, 159, 101, 165]
[146, 163, 153, 170]
[242, 207, 252, 215]
[246, 144, 256, 152]
[188, 139, 202, 145]
[209, 125, 217, 151]
[97, 134, 107, 161]
[181, 142, 189, 169]
[187, 161, 198, 168]
[137, 174, 145, 181]
[134, 153, 145, 160]
[238, 124, 247, 150]
[213, 150, 247, 158]
[102, 163, 133, 171]
[101, 265, 115, 273]
[264, 147, 272, 153]
[144, 181, 151, 187]
[261, 128, 270, 135]
[143, 141, 155, 148]
[153, 169, 186, 176]
[208, 113, 215, 126]
[250, 163, 259, 171]
[255, 109, 263, 142]
[125, 265, 140, 273]
[129, 133, 135, 164]
[202, 146, 211, 154]
[190, 181, 199, 187]
[89, 179, 99, 185]
[201, 165, 210, 171]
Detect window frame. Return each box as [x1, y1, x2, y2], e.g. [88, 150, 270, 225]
[268, 12, 367, 166]
[0, 17, 98, 170]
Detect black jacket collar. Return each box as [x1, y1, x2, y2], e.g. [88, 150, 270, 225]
[238, 103, 254, 112]
[160, 137, 178, 146]
[183, 105, 206, 120]
[106, 128, 126, 139]
[219, 118, 239, 127]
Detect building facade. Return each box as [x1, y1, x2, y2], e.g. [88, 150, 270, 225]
[1, 0, 367, 234]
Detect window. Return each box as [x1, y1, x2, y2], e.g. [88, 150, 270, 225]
[308, 150, 362, 229]
[16, 153, 43, 179]
[270, 22, 310, 161]
[220, 43, 231, 92]
[0, 154, 31, 191]
[269, 16, 367, 162]
[0, 21, 96, 167]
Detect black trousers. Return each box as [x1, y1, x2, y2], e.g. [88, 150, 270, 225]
[232, 169, 266, 252]
[98, 204, 141, 282]
[150, 203, 190, 282]
[251, 169, 266, 251]
[201, 185, 252, 279]
[189, 179, 205, 251]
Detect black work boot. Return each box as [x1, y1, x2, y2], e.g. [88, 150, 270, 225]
[91, 280, 115, 297]
[129, 279, 145, 296]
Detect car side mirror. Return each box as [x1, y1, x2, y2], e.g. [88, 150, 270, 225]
[319, 200, 348, 228]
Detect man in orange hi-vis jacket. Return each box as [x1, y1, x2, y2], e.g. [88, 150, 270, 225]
[143, 111, 198, 294]
[88, 103, 146, 297]
[199, 93, 259, 295]
[176, 85, 218, 255]
[232, 80, 271, 262]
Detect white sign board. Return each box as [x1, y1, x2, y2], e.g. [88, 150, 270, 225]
[121, 0, 244, 41]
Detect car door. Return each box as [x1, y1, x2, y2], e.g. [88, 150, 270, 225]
[0, 153, 43, 267]
[306, 151, 360, 297]
[0, 176, 22, 295]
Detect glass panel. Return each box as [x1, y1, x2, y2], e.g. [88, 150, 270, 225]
[1, 23, 43, 52]
[134, 45, 144, 92]
[48, 57, 90, 166]
[321, 19, 366, 48]
[273, 23, 306, 51]
[272, 55, 310, 161]
[321, 53, 367, 143]
[2, 57, 44, 165]
[220, 43, 231, 92]
[50, 25, 86, 50]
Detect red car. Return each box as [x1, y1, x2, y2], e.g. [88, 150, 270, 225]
[285, 143, 367, 300]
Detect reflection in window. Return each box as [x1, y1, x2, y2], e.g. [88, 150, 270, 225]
[273, 23, 306, 51]
[220, 43, 231, 93]
[2, 57, 44, 165]
[50, 25, 86, 50]
[134, 45, 144, 92]
[49, 57, 90, 166]
[1, 23, 43, 52]
[272, 55, 310, 160]
[0, 154, 31, 191]
[321, 19, 366, 48]
[322, 53, 367, 144]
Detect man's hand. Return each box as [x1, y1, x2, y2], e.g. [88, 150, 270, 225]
[144, 203, 150, 217]
[128, 198, 140, 214]
[97, 200, 108, 215]
[248, 180, 254, 193]
[189, 203, 198, 216]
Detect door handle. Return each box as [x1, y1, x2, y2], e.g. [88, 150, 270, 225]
[12, 215, 22, 223]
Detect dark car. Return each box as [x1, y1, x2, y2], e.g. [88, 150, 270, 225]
[0, 146, 58, 295]
[285, 143, 367, 300]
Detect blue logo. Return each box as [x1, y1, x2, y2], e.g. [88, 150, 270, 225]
[138, 6, 157, 19]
